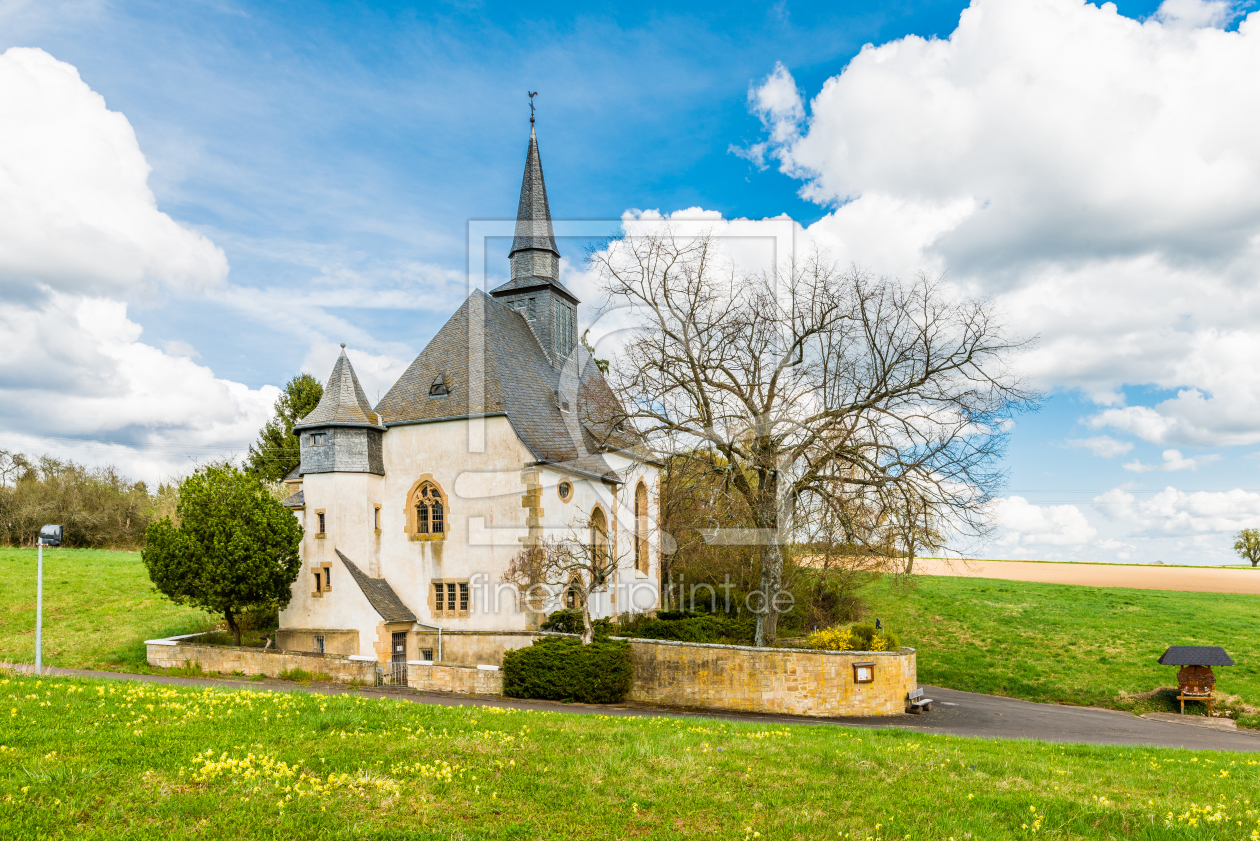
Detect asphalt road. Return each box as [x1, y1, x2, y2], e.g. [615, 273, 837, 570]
[21, 667, 1260, 752]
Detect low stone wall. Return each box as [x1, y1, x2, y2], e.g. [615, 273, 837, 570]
[407, 662, 503, 695]
[146, 636, 377, 684]
[625, 640, 916, 717]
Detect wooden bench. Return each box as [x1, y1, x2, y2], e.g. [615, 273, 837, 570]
[907, 688, 932, 713]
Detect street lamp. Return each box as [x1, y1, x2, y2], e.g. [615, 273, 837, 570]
[35, 525, 62, 674]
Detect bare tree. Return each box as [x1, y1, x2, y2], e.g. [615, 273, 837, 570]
[592, 231, 1035, 646]
[502, 514, 627, 644]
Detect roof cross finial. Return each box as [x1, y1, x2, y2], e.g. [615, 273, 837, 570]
[528, 91, 537, 124]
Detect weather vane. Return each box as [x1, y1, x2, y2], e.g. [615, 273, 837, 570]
[529, 91, 537, 124]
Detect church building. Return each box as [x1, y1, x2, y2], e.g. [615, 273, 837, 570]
[274, 124, 661, 668]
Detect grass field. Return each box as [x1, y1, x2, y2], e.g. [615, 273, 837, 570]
[0, 548, 215, 671]
[864, 575, 1260, 724]
[2, 672, 1259, 840]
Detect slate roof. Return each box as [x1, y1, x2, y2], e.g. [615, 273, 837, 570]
[295, 348, 383, 430]
[282, 489, 304, 509]
[489, 275, 580, 305]
[282, 465, 301, 482]
[1158, 646, 1235, 666]
[508, 125, 559, 258]
[373, 290, 643, 480]
[336, 550, 417, 623]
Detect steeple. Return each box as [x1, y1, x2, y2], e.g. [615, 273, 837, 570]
[492, 119, 580, 366]
[507, 125, 561, 280]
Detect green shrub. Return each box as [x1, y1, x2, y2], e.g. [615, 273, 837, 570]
[803, 623, 902, 651]
[619, 613, 751, 644]
[502, 637, 632, 703]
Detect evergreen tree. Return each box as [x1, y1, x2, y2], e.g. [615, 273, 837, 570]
[143, 464, 303, 645]
[246, 373, 323, 481]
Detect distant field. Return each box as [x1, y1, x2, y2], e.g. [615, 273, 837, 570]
[865, 574, 1260, 724]
[0, 548, 214, 671]
[3, 672, 1259, 840]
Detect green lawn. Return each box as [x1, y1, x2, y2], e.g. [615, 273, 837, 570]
[865, 575, 1260, 724]
[2, 672, 1259, 840]
[0, 548, 215, 671]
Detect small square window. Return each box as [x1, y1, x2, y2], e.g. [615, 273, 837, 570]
[421, 648, 434, 662]
[310, 433, 327, 446]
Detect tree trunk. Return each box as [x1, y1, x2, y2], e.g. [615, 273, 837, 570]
[580, 590, 595, 645]
[753, 541, 784, 647]
[225, 609, 242, 647]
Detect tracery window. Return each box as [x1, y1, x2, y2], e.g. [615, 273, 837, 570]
[414, 483, 445, 536]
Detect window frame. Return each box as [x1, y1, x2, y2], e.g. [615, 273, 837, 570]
[314, 509, 327, 539]
[429, 578, 471, 619]
[405, 477, 449, 542]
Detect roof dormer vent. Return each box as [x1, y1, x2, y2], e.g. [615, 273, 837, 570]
[429, 374, 450, 396]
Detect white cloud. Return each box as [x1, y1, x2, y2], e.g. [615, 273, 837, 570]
[0, 47, 227, 300]
[1066, 436, 1133, 459]
[747, 0, 1260, 448]
[0, 48, 280, 481]
[1122, 448, 1219, 473]
[0, 293, 277, 482]
[992, 495, 1096, 547]
[1094, 485, 1260, 534]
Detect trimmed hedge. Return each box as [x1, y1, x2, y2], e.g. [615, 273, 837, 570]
[539, 609, 612, 637]
[502, 637, 632, 704]
[619, 610, 754, 645]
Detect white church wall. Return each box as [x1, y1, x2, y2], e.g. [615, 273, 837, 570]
[379, 415, 536, 631]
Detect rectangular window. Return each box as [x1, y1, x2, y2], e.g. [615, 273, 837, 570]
[374, 505, 381, 531]
[317, 512, 326, 534]
[421, 648, 434, 662]
[418, 505, 429, 534]
[527, 297, 536, 319]
[432, 580, 471, 618]
[310, 433, 327, 446]
[392, 632, 407, 663]
[313, 634, 325, 654]
[323, 565, 331, 590]
[431, 501, 444, 534]
[313, 571, 322, 593]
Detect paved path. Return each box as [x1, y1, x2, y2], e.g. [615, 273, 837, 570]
[914, 557, 1260, 594]
[23, 667, 1260, 752]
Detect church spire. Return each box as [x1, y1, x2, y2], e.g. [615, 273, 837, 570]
[508, 123, 560, 277]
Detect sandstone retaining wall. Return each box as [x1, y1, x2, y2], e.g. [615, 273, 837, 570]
[407, 662, 503, 695]
[146, 636, 377, 684]
[626, 640, 916, 717]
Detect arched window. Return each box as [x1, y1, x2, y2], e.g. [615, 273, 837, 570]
[634, 481, 649, 574]
[590, 507, 609, 576]
[410, 481, 447, 540]
[564, 577, 583, 610]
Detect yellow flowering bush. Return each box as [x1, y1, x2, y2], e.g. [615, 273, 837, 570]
[804, 626, 854, 651]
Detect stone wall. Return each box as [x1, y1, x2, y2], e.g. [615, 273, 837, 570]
[625, 640, 916, 717]
[408, 662, 503, 695]
[147, 637, 377, 683]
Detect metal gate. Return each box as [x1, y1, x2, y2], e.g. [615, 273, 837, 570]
[378, 661, 408, 686]
[378, 631, 409, 686]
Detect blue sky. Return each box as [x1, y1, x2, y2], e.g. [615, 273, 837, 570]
[4, 0, 1260, 563]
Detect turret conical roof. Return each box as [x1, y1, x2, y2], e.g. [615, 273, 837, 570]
[294, 347, 383, 429]
[508, 125, 560, 258]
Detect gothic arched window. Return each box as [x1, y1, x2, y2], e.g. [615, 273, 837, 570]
[408, 480, 447, 541]
[634, 481, 649, 574]
[590, 507, 609, 577]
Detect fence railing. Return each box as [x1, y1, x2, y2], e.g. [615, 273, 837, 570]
[377, 661, 408, 687]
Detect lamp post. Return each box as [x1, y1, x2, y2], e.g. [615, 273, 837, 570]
[35, 525, 62, 674]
